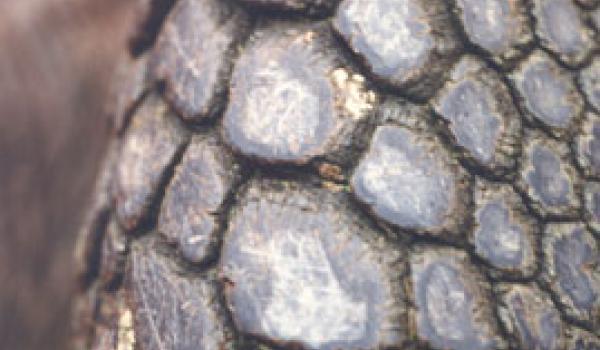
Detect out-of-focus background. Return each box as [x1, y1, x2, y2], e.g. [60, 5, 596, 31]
[0, 1, 139, 348]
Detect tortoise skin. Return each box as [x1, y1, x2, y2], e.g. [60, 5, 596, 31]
[74, 0, 600, 349]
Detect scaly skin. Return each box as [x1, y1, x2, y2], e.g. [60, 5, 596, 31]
[73, 0, 600, 349]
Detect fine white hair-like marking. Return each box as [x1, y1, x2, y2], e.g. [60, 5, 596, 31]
[344, 0, 433, 68]
[360, 142, 452, 227]
[242, 60, 320, 155]
[425, 264, 469, 341]
[239, 229, 368, 347]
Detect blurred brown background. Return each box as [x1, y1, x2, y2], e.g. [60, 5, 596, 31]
[0, 1, 139, 348]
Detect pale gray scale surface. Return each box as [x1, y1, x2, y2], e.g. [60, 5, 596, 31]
[351, 125, 469, 235]
[471, 180, 537, 278]
[579, 58, 600, 112]
[532, 0, 595, 66]
[151, 0, 247, 120]
[433, 56, 521, 173]
[575, 112, 600, 179]
[158, 135, 239, 264]
[113, 93, 189, 230]
[409, 247, 506, 350]
[542, 223, 600, 327]
[76, 1, 600, 349]
[519, 133, 581, 217]
[436, 80, 499, 164]
[475, 202, 523, 266]
[584, 182, 600, 234]
[220, 181, 407, 349]
[511, 51, 583, 134]
[223, 24, 373, 164]
[527, 146, 571, 205]
[496, 283, 565, 350]
[128, 237, 230, 350]
[454, 0, 531, 66]
[333, 0, 460, 98]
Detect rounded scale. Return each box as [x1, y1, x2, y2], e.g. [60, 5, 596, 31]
[333, 0, 461, 99]
[496, 283, 565, 350]
[433, 56, 521, 174]
[542, 223, 600, 328]
[151, 0, 248, 120]
[223, 24, 375, 164]
[220, 180, 408, 350]
[351, 124, 470, 236]
[532, 0, 595, 67]
[510, 51, 583, 136]
[471, 180, 538, 278]
[112, 93, 189, 230]
[158, 135, 239, 264]
[518, 131, 581, 218]
[409, 247, 506, 350]
[454, 0, 532, 66]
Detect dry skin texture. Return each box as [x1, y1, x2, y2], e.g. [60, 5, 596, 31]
[75, 0, 600, 349]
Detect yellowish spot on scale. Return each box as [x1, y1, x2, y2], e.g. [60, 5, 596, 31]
[331, 68, 376, 120]
[117, 308, 135, 350]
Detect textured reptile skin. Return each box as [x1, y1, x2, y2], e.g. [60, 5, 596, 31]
[74, 0, 600, 349]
